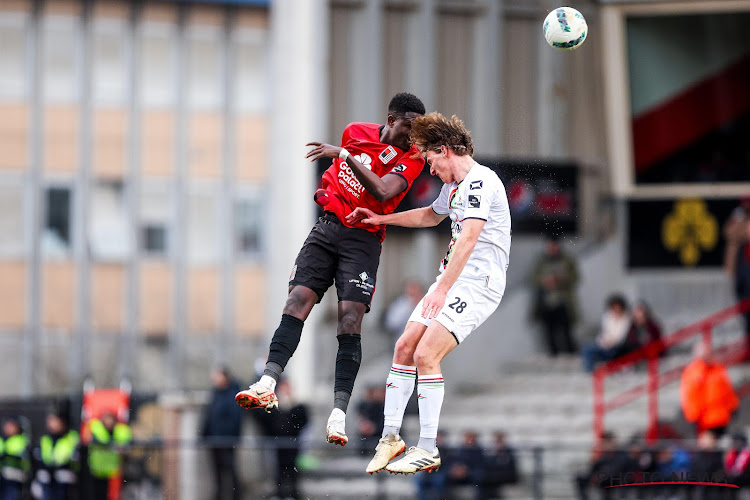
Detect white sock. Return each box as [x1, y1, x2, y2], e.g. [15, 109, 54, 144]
[328, 407, 346, 423]
[259, 374, 277, 391]
[381, 364, 416, 438]
[417, 373, 444, 451]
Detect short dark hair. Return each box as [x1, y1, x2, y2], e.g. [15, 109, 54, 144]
[607, 294, 628, 311]
[388, 92, 425, 116]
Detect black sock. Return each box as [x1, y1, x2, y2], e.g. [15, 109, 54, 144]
[266, 314, 305, 377]
[334, 333, 362, 412]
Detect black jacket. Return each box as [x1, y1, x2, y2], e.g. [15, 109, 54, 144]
[201, 380, 244, 441]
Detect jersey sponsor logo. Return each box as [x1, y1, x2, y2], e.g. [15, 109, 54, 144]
[379, 146, 398, 164]
[470, 180, 483, 190]
[359, 271, 369, 281]
[468, 195, 481, 208]
[338, 155, 373, 198]
[392, 164, 406, 173]
[349, 270, 375, 294]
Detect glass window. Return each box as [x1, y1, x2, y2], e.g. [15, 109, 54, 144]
[0, 14, 28, 100]
[89, 180, 131, 260]
[43, 16, 78, 103]
[234, 191, 263, 258]
[188, 187, 219, 263]
[93, 19, 127, 105]
[43, 186, 72, 257]
[188, 28, 221, 110]
[140, 184, 171, 255]
[140, 24, 175, 108]
[627, 12, 750, 184]
[0, 182, 25, 256]
[233, 28, 268, 113]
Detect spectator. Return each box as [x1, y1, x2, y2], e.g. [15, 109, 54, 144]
[574, 431, 630, 500]
[734, 220, 750, 342]
[581, 295, 631, 373]
[691, 429, 727, 499]
[356, 386, 386, 454]
[725, 432, 750, 487]
[481, 431, 518, 499]
[415, 430, 450, 500]
[723, 197, 750, 277]
[383, 280, 426, 342]
[680, 341, 738, 439]
[250, 379, 309, 500]
[0, 417, 30, 500]
[624, 301, 664, 355]
[33, 410, 79, 500]
[85, 412, 132, 500]
[530, 234, 580, 356]
[200, 366, 244, 500]
[447, 430, 485, 499]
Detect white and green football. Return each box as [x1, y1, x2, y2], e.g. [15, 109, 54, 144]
[543, 7, 587, 51]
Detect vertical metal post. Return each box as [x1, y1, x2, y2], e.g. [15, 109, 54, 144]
[347, 0, 383, 123]
[470, 0, 503, 155]
[170, 3, 189, 390]
[218, 5, 236, 365]
[532, 446, 544, 500]
[73, 0, 93, 390]
[24, 0, 44, 397]
[123, 1, 143, 382]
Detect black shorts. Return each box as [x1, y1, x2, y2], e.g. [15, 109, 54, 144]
[290, 212, 381, 310]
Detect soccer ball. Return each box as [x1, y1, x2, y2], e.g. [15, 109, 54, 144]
[543, 7, 587, 51]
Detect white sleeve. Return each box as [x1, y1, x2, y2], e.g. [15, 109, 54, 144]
[463, 177, 493, 221]
[432, 183, 451, 214]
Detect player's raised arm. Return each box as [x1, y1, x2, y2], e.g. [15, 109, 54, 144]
[306, 141, 408, 202]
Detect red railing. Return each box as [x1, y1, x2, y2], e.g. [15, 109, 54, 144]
[593, 298, 750, 443]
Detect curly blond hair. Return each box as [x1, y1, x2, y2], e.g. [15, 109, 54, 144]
[410, 112, 474, 156]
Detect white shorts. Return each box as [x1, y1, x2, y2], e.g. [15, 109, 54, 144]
[407, 275, 504, 344]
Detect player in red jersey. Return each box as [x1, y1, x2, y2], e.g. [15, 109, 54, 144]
[236, 93, 426, 447]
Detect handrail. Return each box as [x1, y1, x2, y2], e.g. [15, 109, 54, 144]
[593, 297, 750, 443]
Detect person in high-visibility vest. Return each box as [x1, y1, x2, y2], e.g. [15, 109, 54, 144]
[34, 412, 79, 500]
[86, 412, 131, 500]
[0, 417, 30, 500]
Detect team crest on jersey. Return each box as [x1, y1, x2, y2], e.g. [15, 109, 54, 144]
[468, 195, 481, 208]
[379, 146, 398, 164]
[391, 164, 406, 173]
[470, 180, 483, 190]
[449, 188, 463, 209]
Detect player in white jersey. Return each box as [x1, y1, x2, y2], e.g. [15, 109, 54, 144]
[346, 112, 511, 475]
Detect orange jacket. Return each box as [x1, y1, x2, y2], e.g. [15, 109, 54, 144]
[680, 359, 739, 430]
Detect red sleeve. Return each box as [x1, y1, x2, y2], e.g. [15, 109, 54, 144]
[387, 152, 425, 190]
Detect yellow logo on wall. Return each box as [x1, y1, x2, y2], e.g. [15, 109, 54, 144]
[661, 199, 718, 267]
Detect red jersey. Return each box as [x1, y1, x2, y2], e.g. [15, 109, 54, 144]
[320, 122, 425, 242]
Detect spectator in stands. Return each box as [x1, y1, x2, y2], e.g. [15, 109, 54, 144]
[250, 379, 309, 500]
[200, 366, 244, 500]
[415, 430, 450, 500]
[723, 197, 750, 277]
[692, 429, 727, 499]
[85, 412, 132, 500]
[356, 385, 386, 454]
[574, 431, 630, 500]
[446, 430, 485, 498]
[581, 295, 631, 372]
[0, 417, 31, 500]
[530, 234, 580, 356]
[383, 279, 426, 342]
[481, 431, 518, 499]
[734, 220, 750, 342]
[725, 432, 750, 488]
[680, 341, 738, 439]
[624, 301, 664, 355]
[33, 410, 80, 500]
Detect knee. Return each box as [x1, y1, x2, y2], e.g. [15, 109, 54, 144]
[282, 289, 316, 318]
[413, 347, 436, 372]
[337, 307, 364, 334]
[394, 337, 416, 364]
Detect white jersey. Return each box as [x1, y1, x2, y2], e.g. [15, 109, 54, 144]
[431, 162, 511, 292]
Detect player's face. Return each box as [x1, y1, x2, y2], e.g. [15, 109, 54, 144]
[424, 146, 451, 182]
[389, 112, 420, 150]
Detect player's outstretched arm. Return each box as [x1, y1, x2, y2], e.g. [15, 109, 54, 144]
[306, 142, 406, 202]
[347, 206, 446, 228]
